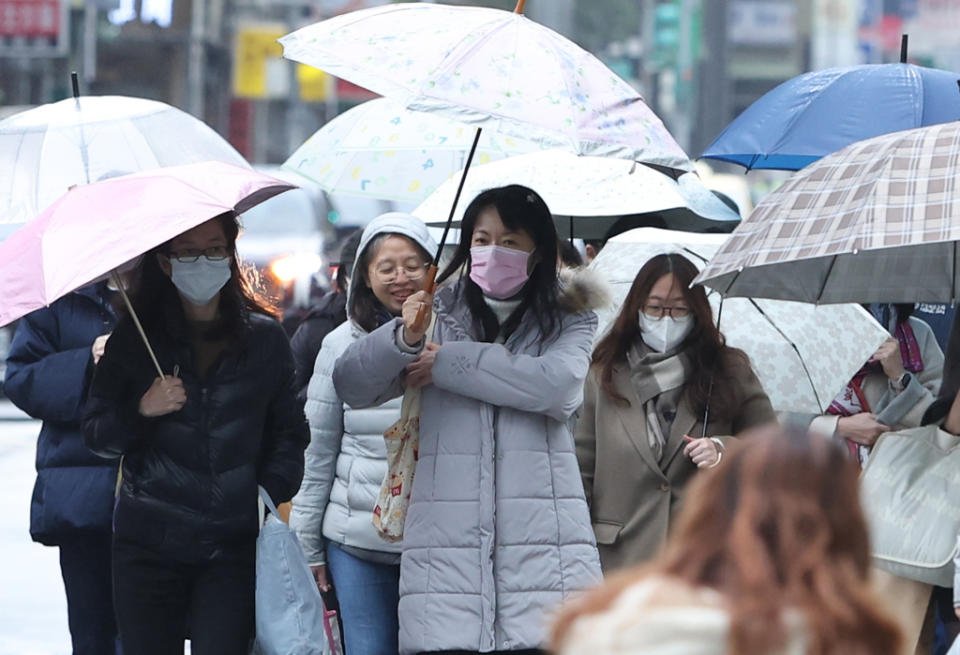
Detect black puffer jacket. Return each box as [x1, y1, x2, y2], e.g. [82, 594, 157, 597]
[289, 289, 347, 402]
[83, 312, 309, 561]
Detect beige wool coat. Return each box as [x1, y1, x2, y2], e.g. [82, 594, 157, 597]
[576, 355, 775, 572]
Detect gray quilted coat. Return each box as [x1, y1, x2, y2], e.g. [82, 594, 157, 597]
[332, 272, 605, 654]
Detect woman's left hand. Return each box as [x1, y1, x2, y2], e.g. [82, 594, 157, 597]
[406, 343, 441, 389]
[683, 436, 721, 469]
[872, 337, 905, 380]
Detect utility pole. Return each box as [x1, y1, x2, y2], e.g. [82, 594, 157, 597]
[187, 0, 206, 118]
[693, 0, 728, 157]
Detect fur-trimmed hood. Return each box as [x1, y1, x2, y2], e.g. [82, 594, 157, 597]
[557, 266, 612, 315]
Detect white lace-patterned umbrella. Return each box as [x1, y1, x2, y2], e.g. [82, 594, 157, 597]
[590, 228, 889, 414]
[412, 150, 740, 236]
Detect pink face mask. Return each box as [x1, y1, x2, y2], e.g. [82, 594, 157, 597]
[469, 245, 532, 299]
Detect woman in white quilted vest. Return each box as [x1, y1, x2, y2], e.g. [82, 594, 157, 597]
[333, 185, 605, 655]
[290, 213, 437, 655]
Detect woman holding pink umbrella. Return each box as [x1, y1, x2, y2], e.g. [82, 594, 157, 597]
[83, 212, 309, 655]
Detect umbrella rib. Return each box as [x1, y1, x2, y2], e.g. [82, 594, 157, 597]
[748, 298, 824, 411]
[417, 14, 515, 118]
[540, 25, 584, 152]
[816, 255, 838, 303]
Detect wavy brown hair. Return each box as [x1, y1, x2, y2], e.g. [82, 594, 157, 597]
[552, 428, 902, 655]
[591, 253, 747, 421]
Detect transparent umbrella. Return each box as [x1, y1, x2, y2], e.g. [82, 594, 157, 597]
[0, 94, 248, 225]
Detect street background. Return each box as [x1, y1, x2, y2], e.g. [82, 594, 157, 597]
[4, 1, 960, 653]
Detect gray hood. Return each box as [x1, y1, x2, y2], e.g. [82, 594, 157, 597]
[347, 212, 439, 321]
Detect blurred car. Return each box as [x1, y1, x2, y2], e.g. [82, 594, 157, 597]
[237, 166, 333, 315]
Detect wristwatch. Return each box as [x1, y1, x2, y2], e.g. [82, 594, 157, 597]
[891, 372, 912, 392]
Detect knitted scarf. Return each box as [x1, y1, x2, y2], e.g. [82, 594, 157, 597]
[626, 341, 693, 462]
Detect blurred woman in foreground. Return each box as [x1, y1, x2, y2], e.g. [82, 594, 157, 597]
[553, 428, 901, 655]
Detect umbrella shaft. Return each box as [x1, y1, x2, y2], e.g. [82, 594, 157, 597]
[434, 127, 483, 266]
[111, 271, 166, 380]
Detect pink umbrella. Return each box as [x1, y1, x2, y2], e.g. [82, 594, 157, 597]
[0, 161, 294, 374]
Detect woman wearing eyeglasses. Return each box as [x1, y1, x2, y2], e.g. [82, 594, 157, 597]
[576, 253, 775, 574]
[290, 213, 437, 655]
[82, 213, 309, 654]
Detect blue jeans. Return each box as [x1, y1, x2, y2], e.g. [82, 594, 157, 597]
[326, 541, 400, 655]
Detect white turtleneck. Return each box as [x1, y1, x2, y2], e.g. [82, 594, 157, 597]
[483, 296, 523, 343]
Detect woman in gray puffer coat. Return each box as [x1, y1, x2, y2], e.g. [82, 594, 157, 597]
[290, 213, 437, 655]
[333, 185, 605, 655]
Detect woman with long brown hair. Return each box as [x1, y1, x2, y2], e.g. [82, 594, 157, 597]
[552, 428, 902, 655]
[576, 252, 775, 572]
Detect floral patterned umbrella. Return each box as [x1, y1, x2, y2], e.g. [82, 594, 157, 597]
[590, 228, 890, 414]
[279, 2, 691, 171]
[284, 98, 542, 203]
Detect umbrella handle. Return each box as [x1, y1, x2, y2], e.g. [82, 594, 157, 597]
[111, 271, 166, 381]
[514, 0, 527, 13]
[412, 265, 438, 333]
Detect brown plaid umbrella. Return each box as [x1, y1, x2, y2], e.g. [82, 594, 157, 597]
[695, 121, 960, 304]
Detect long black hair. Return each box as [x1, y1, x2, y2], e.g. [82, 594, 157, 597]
[124, 211, 277, 345]
[437, 185, 561, 343]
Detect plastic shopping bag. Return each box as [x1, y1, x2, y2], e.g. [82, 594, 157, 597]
[253, 486, 326, 655]
[321, 596, 343, 655]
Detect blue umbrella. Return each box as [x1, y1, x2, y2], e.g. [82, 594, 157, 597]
[701, 63, 960, 171]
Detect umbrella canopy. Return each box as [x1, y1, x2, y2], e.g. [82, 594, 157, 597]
[412, 150, 740, 237]
[700, 63, 960, 171]
[695, 121, 960, 304]
[0, 95, 249, 225]
[285, 97, 542, 203]
[591, 228, 889, 413]
[0, 161, 293, 327]
[280, 2, 691, 171]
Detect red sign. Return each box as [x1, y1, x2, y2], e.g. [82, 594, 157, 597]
[0, 0, 61, 38]
[336, 78, 378, 101]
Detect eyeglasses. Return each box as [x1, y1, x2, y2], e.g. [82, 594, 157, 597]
[166, 247, 231, 263]
[642, 303, 691, 320]
[373, 261, 429, 285]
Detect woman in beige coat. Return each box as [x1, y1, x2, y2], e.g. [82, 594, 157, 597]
[576, 253, 776, 573]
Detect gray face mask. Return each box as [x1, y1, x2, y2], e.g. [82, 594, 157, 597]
[169, 257, 232, 306]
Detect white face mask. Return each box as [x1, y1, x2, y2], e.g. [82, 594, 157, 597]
[169, 257, 232, 306]
[638, 312, 695, 353]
